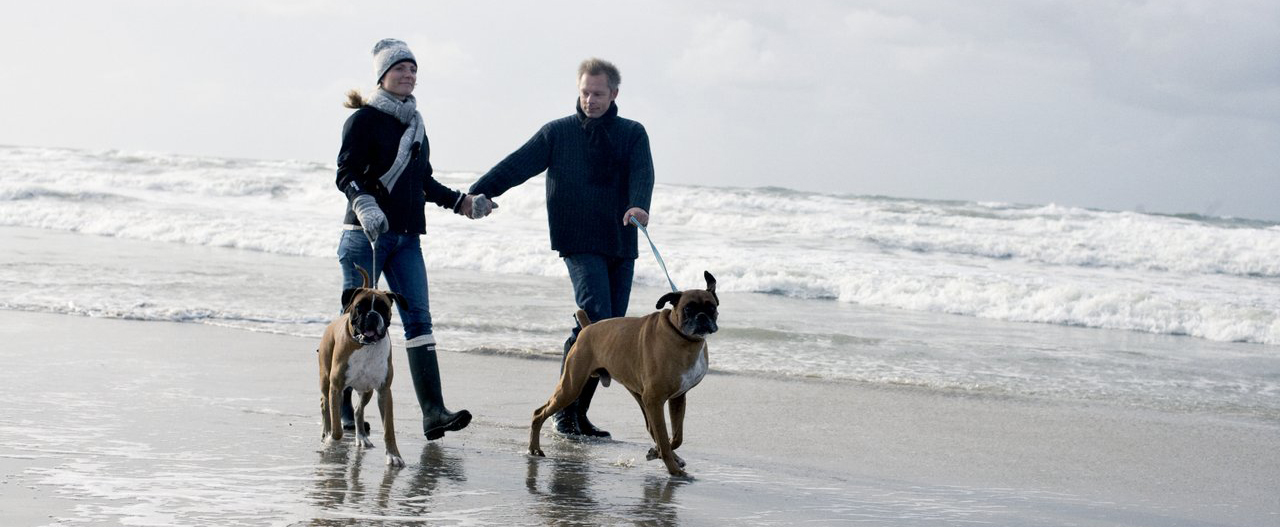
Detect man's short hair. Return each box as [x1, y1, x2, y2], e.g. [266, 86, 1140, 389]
[578, 58, 621, 90]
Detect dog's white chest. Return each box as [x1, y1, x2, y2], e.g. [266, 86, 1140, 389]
[344, 339, 391, 392]
[675, 343, 708, 397]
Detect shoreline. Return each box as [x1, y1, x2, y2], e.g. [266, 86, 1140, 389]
[2, 309, 1277, 525]
[11, 297, 1278, 427]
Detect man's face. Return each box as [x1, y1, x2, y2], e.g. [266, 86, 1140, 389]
[578, 73, 618, 118]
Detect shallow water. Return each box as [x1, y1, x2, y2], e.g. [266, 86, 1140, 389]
[2, 226, 1278, 424]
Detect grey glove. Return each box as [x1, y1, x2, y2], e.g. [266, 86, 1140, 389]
[351, 194, 388, 242]
[469, 194, 493, 219]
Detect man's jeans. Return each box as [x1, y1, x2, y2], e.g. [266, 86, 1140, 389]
[337, 230, 432, 340]
[563, 253, 635, 341]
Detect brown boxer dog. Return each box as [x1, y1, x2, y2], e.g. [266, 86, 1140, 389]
[317, 266, 405, 467]
[530, 271, 719, 477]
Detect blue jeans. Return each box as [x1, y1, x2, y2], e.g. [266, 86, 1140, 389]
[337, 230, 432, 340]
[563, 253, 635, 340]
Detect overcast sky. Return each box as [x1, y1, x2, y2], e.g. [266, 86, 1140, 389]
[2, 0, 1277, 220]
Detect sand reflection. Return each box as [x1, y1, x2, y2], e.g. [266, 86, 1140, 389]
[525, 454, 687, 526]
[307, 442, 406, 525]
[403, 442, 468, 502]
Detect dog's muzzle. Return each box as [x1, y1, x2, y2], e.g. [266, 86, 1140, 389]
[685, 311, 718, 338]
[352, 310, 388, 345]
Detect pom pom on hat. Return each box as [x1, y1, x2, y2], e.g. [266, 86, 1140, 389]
[372, 38, 416, 83]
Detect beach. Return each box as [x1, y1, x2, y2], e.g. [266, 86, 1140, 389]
[3, 146, 1280, 525]
[2, 310, 1276, 526]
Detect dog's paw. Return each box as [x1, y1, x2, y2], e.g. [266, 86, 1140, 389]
[358, 436, 375, 449]
[386, 454, 405, 467]
[529, 447, 545, 457]
[646, 447, 686, 468]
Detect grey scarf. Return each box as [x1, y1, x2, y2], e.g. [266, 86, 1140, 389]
[366, 89, 424, 192]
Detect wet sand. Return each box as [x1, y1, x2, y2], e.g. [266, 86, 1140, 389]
[1, 310, 1276, 526]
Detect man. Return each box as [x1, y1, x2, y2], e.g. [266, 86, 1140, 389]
[470, 58, 654, 438]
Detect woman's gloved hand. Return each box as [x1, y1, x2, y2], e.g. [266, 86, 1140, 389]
[352, 194, 388, 242]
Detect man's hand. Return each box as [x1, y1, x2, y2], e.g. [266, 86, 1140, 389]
[457, 194, 498, 219]
[469, 194, 497, 219]
[622, 207, 649, 227]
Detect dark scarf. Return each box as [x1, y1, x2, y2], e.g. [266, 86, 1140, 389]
[576, 100, 620, 184]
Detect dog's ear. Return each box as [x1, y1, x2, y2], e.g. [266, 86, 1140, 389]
[389, 292, 407, 308]
[656, 291, 683, 310]
[704, 271, 719, 304]
[341, 288, 360, 311]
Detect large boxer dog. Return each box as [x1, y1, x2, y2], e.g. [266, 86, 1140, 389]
[318, 266, 405, 467]
[530, 271, 719, 477]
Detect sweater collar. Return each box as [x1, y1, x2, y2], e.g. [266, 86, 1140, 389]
[576, 100, 618, 127]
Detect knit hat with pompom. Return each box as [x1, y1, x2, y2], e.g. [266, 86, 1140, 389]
[372, 39, 416, 83]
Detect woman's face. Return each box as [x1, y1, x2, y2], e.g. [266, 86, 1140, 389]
[380, 61, 417, 98]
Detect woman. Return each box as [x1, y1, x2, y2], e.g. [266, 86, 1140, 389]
[334, 38, 481, 440]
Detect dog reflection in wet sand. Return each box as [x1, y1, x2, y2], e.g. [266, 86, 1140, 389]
[530, 271, 720, 477]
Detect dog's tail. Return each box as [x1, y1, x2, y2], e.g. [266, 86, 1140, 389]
[354, 265, 371, 288]
[574, 309, 592, 329]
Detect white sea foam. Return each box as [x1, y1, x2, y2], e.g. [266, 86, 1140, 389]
[2, 145, 1279, 345]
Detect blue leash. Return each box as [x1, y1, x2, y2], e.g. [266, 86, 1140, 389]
[631, 216, 678, 293]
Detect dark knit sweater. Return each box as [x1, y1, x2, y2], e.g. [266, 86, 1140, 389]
[336, 107, 462, 234]
[469, 107, 654, 259]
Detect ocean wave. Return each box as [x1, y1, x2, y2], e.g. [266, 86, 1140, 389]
[829, 272, 1280, 345]
[0, 300, 330, 328]
[0, 185, 139, 203]
[656, 188, 1280, 278]
[3, 144, 1279, 345]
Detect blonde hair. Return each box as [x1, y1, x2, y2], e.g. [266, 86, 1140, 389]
[343, 89, 367, 109]
[577, 58, 621, 90]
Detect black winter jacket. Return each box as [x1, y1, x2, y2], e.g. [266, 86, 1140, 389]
[469, 104, 654, 259]
[336, 107, 462, 234]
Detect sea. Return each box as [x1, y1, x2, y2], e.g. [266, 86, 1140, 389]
[2, 143, 1279, 422]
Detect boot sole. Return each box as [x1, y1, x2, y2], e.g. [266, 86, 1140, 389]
[425, 410, 472, 441]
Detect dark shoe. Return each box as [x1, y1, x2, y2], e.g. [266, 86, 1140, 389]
[576, 412, 611, 438]
[423, 407, 472, 441]
[406, 340, 471, 441]
[340, 387, 357, 430]
[552, 330, 610, 438]
[553, 333, 584, 437]
[340, 388, 371, 434]
[552, 403, 581, 436]
[574, 376, 611, 438]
